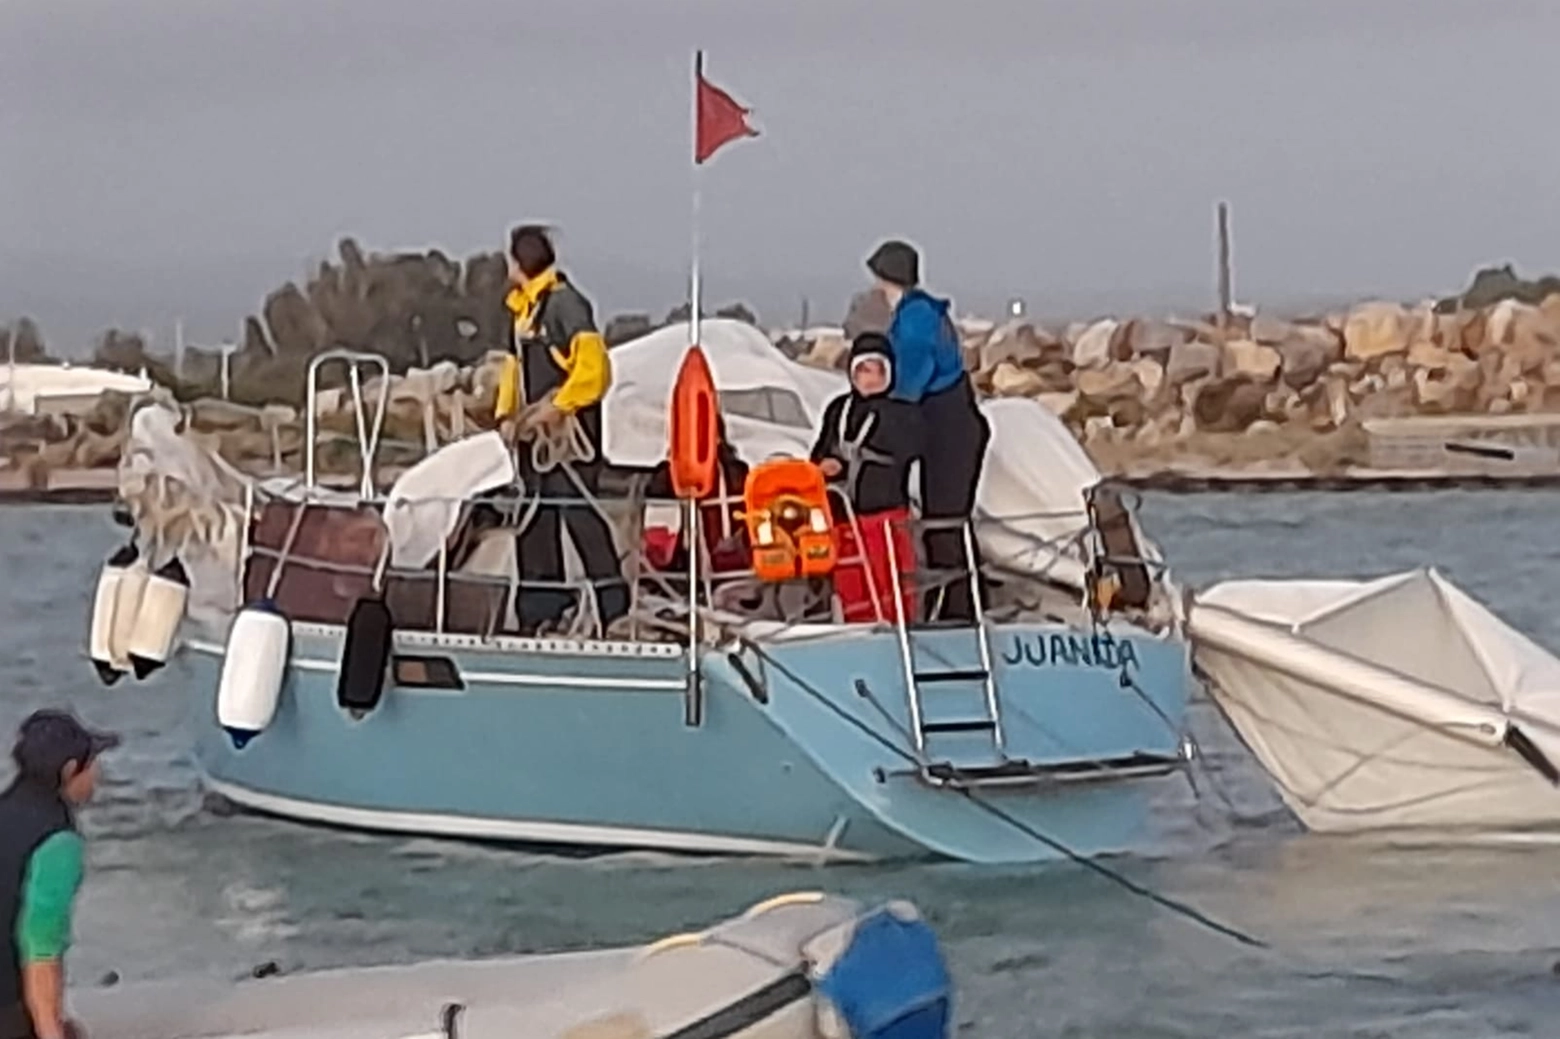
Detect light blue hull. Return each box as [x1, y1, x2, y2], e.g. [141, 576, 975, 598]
[182, 619, 1191, 864]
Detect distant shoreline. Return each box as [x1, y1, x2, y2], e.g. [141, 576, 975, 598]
[10, 464, 1560, 508]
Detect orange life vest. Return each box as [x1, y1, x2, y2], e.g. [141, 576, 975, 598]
[742, 459, 838, 582]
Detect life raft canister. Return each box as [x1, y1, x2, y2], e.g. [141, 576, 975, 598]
[126, 556, 191, 680]
[216, 599, 291, 749]
[742, 458, 838, 583]
[667, 345, 721, 500]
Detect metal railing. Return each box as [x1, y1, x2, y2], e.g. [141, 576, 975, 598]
[304, 350, 389, 497]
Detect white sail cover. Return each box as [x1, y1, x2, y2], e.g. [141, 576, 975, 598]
[1191, 568, 1560, 834]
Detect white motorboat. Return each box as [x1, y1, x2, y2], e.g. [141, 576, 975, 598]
[1187, 567, 1560, 837]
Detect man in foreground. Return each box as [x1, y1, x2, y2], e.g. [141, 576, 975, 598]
[1, 710, 117, 1039]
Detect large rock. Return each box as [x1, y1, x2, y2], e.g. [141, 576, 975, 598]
[1115, 319, 1187, 360]
[1249, 315, 1299, 345]
[1502, 303, 1560, 374]
[1343, 302, 1410, 362]
[1192, 378, 1267, 432]
[1071, 319, 1119, 370]
[1074, 364, 1142, 408]
[1034, 391, 1079, 418]
[1412, 359, 1480, 413]
[989, 362, 1049, 398]
[73, 428, 125, 468]
[1407, 341, 1456, 371]
[1164, 340, 1222, 387]
[187, 398, 263, 433]
[1072, 365, 1142, 423]
[1223, 339, 1282, 381]
[1319, 376, 1351, 429]
[81, 392, 132, 437]
[1129, 357, 1167, 403]
[1271, 326, 1341, 389]
[978, 322, 1059, 371]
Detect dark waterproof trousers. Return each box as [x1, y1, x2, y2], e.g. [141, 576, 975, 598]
[515, 458, 630, 633]
[916, 376, 991, 623]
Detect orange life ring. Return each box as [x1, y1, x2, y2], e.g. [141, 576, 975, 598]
[667, 346, 721, 500]
[742, 458, 838, 583]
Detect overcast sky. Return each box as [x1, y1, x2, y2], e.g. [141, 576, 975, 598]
[4, 0, 1560, 352]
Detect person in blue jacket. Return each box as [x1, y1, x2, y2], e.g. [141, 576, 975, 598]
[865, 239, 991, 622]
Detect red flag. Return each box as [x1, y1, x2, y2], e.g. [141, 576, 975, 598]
[694, 53, 757, 165]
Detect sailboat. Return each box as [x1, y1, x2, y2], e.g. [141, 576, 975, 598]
[94, 318, 1196, 864]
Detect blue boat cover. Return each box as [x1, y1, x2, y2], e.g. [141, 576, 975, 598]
[813, 908, 952, 1039]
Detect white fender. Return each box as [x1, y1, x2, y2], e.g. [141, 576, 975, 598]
[127, 557, 191, 680]
[109, 557, 150, 671]
[88, 543, 146, 685]
[88, 548, 132, 684]
[216, 601, 291, 749]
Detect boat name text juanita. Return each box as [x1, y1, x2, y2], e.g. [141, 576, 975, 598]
[1000, 632, 1141, 671]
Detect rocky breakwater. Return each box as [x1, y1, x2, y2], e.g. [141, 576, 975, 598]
[0, 350, 518, 488]
[791, 293, 1560, 477]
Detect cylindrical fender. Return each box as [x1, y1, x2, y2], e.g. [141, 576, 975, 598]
[216, 600, 291, 749]
[108, 548, 151, 675]
[127, 557, 191, 680]
[88, 542, 140, 685]
[336, 596, 395, 717]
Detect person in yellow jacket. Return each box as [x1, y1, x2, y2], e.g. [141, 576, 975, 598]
[497, 224, 627, 633]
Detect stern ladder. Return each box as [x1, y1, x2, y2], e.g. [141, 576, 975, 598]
[886, 521, 1006, 776]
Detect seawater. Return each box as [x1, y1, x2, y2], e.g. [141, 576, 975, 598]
[5, 493, 1560, 1038]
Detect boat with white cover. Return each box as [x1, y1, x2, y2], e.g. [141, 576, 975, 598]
[73, 891, 953, 1039]
[1188, 567, 1560, 837]
[93, 318, 1196, 864]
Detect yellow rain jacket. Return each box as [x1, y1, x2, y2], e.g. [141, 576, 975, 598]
[496, 267, 611, 421]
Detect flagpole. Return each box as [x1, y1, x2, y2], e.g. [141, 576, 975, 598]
[689, 49, 704, 348]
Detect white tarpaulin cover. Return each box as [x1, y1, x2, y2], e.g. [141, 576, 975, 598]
[1190, 568, 1560, 835]
[383, 430, 516, 568]
[604, 320, 1104, 585]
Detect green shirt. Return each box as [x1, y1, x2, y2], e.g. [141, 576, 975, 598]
[15, 831, 84, 963]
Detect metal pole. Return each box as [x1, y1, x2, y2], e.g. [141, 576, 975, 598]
[1216, 201, 1233, 329]
[690, 50, 704, 346]
[683, 497, 703, 727]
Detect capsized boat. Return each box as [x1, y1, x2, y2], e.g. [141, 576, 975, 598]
[1188, 567, 1560, 837]
[75, 891, 953, 1039]
[99, 319, 1195, 864]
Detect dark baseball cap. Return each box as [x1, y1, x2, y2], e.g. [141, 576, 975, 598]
[13, 709, 120, 780]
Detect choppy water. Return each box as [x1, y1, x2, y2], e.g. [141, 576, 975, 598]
[6, 494, 1560, 1038]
